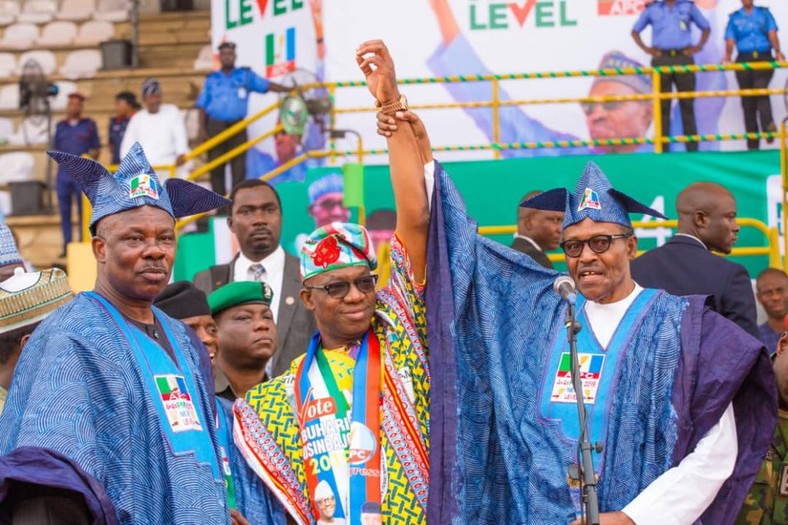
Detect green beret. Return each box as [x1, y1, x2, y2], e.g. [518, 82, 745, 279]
[207, 281, 274, 316]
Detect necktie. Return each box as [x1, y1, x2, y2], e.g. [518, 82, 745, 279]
[249, 263, 266, 282]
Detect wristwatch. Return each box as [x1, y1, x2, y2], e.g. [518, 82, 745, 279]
[377, 94, 408, 115]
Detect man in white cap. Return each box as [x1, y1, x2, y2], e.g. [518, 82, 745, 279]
[120, 78, 189, 179]
[315, 480, 344, 525]
[0, 267, 73, 415]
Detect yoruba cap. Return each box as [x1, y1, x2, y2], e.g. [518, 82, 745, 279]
[0, 267, 73, 335]
[300, 222, 376, 280]
[520, 161, 666, 229]
[154, 281, 211, 320]
[594, 51, 651, 95]
[48, 142, 230, 235]
[0, 225, 22, 267]
[315, 480, 334, 501]
[207, 281, 274, 316]
[218, 41, 236, 50]
[308, 173, 343, 204]
[141, 78, 161, 97]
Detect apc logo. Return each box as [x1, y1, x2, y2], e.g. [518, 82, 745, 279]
[598, 0, 645, 15]
[469, 0, 577, 30]
[225, 0, 303, 30]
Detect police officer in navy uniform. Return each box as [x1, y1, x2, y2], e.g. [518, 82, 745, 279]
[108, 91, 138, 165]
[632, 0, 711, 153]
[724, 0, 785, 151]
[196, 42, 289, 196]
[53, 92, 100, 257]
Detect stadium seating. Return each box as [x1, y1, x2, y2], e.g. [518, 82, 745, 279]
[17, 0, 58, 25]
[0, 84, 19, 110]
[0, 1, 20, 26]
[37, 20, 78, 46]
[0, 117, 13, 143]
[17, 50, 57, 76]
[74, 20, 114, 46]
[10, 117, 50, 146]
[52, 80, 78, 110]
[0, 53, 15, 78]
[0, 152, 36, 183]
[59, 49, 102, 79]
[95, 0, 130, 22]
[58, 0, 96, 22]
[1, 23, 40, 49]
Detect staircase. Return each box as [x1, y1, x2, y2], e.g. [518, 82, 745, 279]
[1, 9, 212, 268]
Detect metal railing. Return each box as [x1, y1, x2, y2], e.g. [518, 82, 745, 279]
[76, 60, 788, 270]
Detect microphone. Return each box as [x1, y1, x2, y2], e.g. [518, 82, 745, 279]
[553, 275, 577, 305]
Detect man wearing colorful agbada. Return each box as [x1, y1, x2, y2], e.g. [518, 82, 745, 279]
[364, 40, 776, 525]
[233, 68, 432, 523]
[0, 143, 269, 524]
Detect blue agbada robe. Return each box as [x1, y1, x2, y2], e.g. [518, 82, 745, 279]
[425, 162, 777, 524]
[0, 293, 272, 524]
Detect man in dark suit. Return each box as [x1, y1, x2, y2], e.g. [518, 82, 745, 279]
[511, 191, 564, 269]
[193, 179, 316, 377]
[631, 181, 759, 337]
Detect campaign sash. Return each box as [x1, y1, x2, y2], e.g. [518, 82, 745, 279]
[215, 400, 238, 510]
[540, 288, 659, 516]
[294, 329, 382, 525]
[87, 292, 222, 482]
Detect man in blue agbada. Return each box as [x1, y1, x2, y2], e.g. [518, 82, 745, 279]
[0, 143, 272, 524]
[364, 40, 777, 525]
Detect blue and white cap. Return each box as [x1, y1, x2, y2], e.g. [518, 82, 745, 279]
[0, 225, 22, 267]
[307, 173, 343, 204]
[48, 142, 229, 234]
[520, 161, 666, 229]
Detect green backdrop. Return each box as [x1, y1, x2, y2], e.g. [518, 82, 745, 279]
[174, 150, 782, 281]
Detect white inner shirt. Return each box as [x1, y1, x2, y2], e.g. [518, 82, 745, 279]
[233, 245, 285, 323]
[583, 284, 737, 524]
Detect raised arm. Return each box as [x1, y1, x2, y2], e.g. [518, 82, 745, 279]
[356, 40, 429, 281]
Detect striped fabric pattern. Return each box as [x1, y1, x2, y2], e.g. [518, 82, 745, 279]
[48, 142, 229, 234]
[0, 294, 231, 523]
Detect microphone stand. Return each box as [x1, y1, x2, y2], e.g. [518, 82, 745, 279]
[565, 299, 600, 525]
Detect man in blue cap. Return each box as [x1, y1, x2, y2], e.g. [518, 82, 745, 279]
[361, 39, 775, 525]
[0, 143, 259, 523]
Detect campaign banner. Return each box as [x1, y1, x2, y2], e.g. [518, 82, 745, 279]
[323, 0, 788, 162]
[210, 0, 788, 165]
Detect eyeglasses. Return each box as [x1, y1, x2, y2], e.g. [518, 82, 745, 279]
[304, 275, 378, 299]
[560, 234, 631, 258]
[580, 101, 624, 115]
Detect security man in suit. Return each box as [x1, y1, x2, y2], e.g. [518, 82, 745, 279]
[631, 181, 759, 337]
[511, 190, 564, 269]
[193, 179, 316, 378]
[195, 41, 289, 196]
[631, 0, 711, 152]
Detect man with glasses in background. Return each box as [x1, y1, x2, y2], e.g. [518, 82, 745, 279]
[233, 219, 431, 524]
